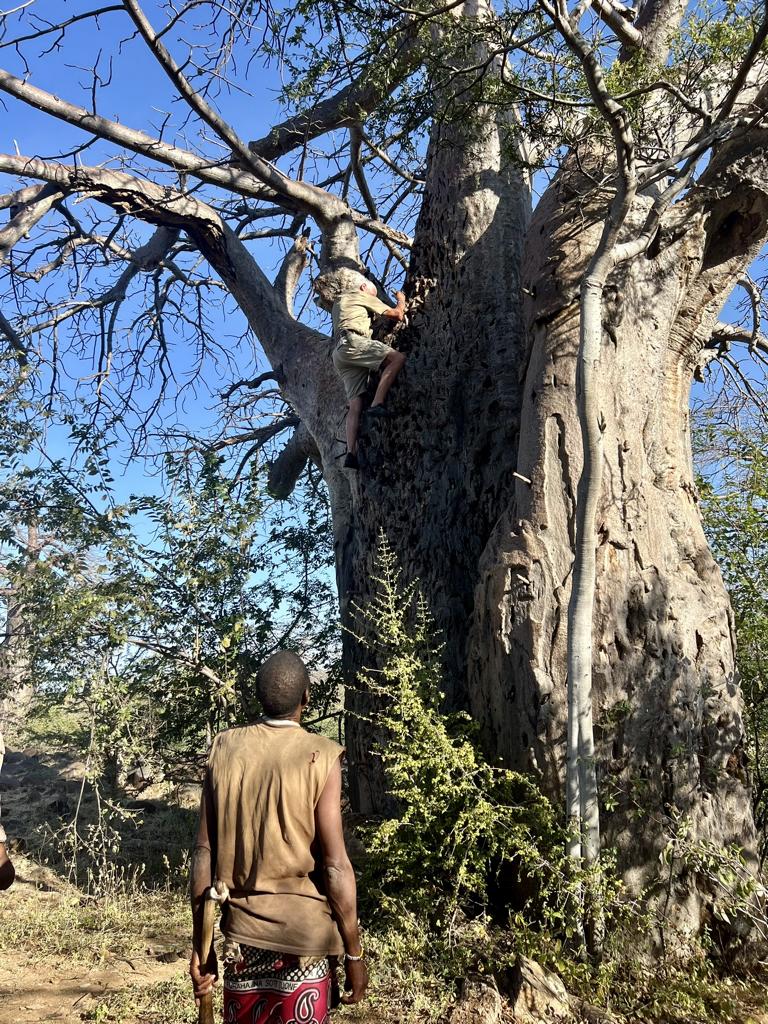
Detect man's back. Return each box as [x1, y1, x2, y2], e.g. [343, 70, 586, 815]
[208, 722, 345, 956]
[331, 289, 389, 338]
[189, 651, 368, 1018]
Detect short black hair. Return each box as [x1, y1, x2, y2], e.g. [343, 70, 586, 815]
[256, 651, 310, 717]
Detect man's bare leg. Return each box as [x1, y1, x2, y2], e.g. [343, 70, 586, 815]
[371, 350, 405, 408]
[346, 396, 364, 455]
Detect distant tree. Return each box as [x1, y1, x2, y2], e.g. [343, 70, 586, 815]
[0, 368, 339, 777]
[700, 426, 768, 866]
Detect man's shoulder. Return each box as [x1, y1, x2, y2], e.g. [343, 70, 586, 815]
[296, 728, 344, 759]
[213, 724, 253, 740]
[209, 724, 255, 754]
[358, 291, 389, 311]
[339, 289, 387, 308]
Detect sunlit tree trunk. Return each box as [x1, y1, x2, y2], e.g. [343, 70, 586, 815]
[467, 144, 766, 930]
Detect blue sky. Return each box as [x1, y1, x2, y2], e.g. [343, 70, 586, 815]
[1, 2, 303, 497]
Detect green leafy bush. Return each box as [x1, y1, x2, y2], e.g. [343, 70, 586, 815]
[354, 535, 559, 923]
[699, 430, 768, 864]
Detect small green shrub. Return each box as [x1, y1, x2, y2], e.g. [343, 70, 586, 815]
[347, 537, 768, 1024]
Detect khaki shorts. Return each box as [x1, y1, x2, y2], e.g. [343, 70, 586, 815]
[332, 330, 393, 400]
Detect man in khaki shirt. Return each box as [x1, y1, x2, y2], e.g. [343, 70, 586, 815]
[189, 651, 367, 1022]
[330, 272, 406, 470]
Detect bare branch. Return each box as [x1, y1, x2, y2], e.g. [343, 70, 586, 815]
[359, 130, 425, 185]
[220, 371, 279, 401]
[0, 183, 49, 211]
[0, 6, 123, 51]
[737, 276, 763, 354]
[540, 0, 635, 196]
[716, 15, 768, 124]
[0, 181, 65, 260]
[349, 125, 409, 269]
[273, 232, 312, 317]
[268, 422, 321, 500]
[128, 636, 227, 688]
[349, 210, 413, 249]
[710, 323, 768, 355]
[0, 309, 26, 364]
[0, 68, 279, 204]
[591, 0, 642, 48]
[121, 0, 336, 219]
[0, 68, 407, 255]
[0, 153, 223, 234]
[205, 415, 299, 453]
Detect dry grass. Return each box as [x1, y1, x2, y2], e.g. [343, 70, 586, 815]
[0, 873, 188, 964]
[81, 975, 221, 1024]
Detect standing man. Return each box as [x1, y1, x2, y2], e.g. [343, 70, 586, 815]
[331, 272, 406, 470]
[189, 651, 368, 1023]
[0, 730, 15, 890]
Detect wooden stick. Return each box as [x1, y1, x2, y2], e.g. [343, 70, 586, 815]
[198, 888, 217, 1024]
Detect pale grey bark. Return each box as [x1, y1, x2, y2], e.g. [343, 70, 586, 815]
[268, 423, 321, 500]
[0, 523, 39, 697]
[467, 109, 768, 932]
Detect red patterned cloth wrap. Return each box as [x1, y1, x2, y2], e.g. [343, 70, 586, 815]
[223, 944, 331, 1024]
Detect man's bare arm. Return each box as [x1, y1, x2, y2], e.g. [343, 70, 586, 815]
[381, 289, 406, 322]
[191, 774, 217, 946]
[315, 757, 368, 1005]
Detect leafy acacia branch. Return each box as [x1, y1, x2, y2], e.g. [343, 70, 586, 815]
[247, 16, 425, 162]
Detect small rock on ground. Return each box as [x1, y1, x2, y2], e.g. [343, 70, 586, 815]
[450, 977, 502, 1024]
[509, 957, 574, 1023]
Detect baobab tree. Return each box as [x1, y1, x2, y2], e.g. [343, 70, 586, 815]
[0, 0, 766, 933]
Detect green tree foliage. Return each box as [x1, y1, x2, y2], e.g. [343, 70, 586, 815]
[0, 364, 339, 780]
[699, 430, 768, 863]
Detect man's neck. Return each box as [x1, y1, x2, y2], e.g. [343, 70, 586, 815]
[260, 707, 302, 726]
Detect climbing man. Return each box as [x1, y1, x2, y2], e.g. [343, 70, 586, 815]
[331, 271, 406, 470]
[189, 650, 368, 1023]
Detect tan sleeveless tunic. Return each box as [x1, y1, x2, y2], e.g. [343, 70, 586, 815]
[207, 722, 345, 956]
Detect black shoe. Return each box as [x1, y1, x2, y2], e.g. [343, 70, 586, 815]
[343, 452, 359, 470]
[366, 404, 392, 420]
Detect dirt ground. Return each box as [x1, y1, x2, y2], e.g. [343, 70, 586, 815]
[0, 942, 184, 1024]
[0, 741, 199, 1024]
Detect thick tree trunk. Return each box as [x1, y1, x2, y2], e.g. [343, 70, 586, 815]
[468, 153, 764, 930]
[0, 522, 38, 697]
[326, 110, 763, 932]
[334, 105, 531, 811]
[209, 73, 764, 929]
